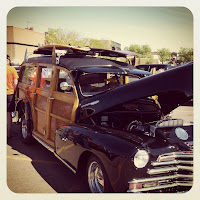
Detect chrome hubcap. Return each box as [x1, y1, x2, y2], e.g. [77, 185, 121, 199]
[88, 161, 104, 193]
[21, 117, 28, 139]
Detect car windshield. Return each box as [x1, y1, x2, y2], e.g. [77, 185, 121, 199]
[79, 73, 140, 96]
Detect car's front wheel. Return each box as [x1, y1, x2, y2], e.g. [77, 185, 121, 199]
[87, 155, 112, 193]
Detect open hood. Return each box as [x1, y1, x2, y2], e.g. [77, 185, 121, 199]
[80, 62, 193, 118]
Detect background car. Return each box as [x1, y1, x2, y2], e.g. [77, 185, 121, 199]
[135, 64, 177, 74]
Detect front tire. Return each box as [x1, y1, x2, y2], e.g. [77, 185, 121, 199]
[87, 155, 112, 193]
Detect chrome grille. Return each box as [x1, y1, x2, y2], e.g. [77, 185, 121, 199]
[149, 151, 193, 175]
[128, 151, 193, 193]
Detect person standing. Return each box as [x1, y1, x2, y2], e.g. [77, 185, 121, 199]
[7, 55, 18, 138]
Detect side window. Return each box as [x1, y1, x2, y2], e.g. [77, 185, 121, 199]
[128, 75, 140, 83]
[56, 69, 73, 93]
[38, 66, 53, 89]
[150, 67, 165, 75]
[21, 66, 37, 86]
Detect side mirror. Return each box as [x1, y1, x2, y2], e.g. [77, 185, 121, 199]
[60, 82, 73, 92]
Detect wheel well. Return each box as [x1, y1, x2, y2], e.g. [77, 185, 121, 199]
[78, 151, 114, 192]
[16, 100, 25, 118]
[77, 151, 94, 175]
[17, 100, 32, 120]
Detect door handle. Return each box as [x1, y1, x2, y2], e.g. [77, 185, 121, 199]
[49, 97, 54, 100]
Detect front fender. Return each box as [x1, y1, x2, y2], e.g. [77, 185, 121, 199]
[55, 123, 150, 192]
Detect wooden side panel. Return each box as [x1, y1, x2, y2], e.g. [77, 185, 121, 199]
[49, 117, 66, 141]
[36, 110, 46, 134]
[51, 99, 73, 120]
[35, 95, 47, 111]
[49, 98, 73, 141]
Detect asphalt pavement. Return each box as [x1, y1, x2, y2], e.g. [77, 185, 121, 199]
[7, 123, 89, 193]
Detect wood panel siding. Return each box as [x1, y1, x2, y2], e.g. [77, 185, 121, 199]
[35, 95, 47, 111]
[36, 110, 46, 135]
[51, 99, 73, 120]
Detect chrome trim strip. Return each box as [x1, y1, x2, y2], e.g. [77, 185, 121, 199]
[159, 151, 193, 156]
[152, 160, 193, 166]
[54, 153, 76, 174]
[157, 151, 193, 162]
[32, 135, 54, 153]
[148, 166, 193, 175]
[81, 100, 100, 108]
[162, 154, 193, 158]
[129, 174, 193, 184]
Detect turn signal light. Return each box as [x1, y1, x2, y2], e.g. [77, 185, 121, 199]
[129, 183, 143, 190]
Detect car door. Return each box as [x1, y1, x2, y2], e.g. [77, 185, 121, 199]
[47, 66, 79, 143]
[32, 64, 54, 147]
[17, 63, 38, 118]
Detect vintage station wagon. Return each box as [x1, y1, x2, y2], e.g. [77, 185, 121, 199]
[15, 45, 193, 193]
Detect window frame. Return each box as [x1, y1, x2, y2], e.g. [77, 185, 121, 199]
[37, 65, 53, 90]
[20, 65, 38, 86]
[53, 66, 75, 94]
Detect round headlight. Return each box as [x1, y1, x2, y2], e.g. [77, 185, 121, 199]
[133, 150, 149, 168]
[175, 128, 188, 141]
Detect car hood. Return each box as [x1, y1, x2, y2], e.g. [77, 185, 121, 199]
[80, 62, 193, 118]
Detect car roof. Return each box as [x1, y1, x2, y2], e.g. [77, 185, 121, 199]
[27, 55, 151, 75]
[26, 45, 150, 75]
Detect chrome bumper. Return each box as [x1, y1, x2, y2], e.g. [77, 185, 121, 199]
[128, 151, 193, 193]
[128, 174, 193, 192]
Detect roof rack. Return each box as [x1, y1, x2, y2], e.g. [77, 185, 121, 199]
[29, 45, 137, 65]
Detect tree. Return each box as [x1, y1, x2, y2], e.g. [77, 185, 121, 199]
[157, 48, 171, 64]
[45, 28, 112, 49]
[128, 44, 142, 56]
[128, 44, 153, 64]
[87, 39, 106, 48]
[45, 28, 67, 45]
[66, 32, 81, 46]
[128, 44, 152, 58]
[45, 28, 84, 46]
[141, 45, 152, 58]
[178, 48, 193, 64]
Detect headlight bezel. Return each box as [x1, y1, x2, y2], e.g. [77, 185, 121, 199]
[133, 149, 149, 169]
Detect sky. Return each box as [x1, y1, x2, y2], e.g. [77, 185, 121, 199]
[7, 7, 193, 52]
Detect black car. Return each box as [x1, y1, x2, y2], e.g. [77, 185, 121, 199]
[135, 64, 177, 74]
[16, 45, 193, 193]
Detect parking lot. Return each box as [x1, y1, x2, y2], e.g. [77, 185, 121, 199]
[7, 122, 89, 193]
[7, 105, 193, 193]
